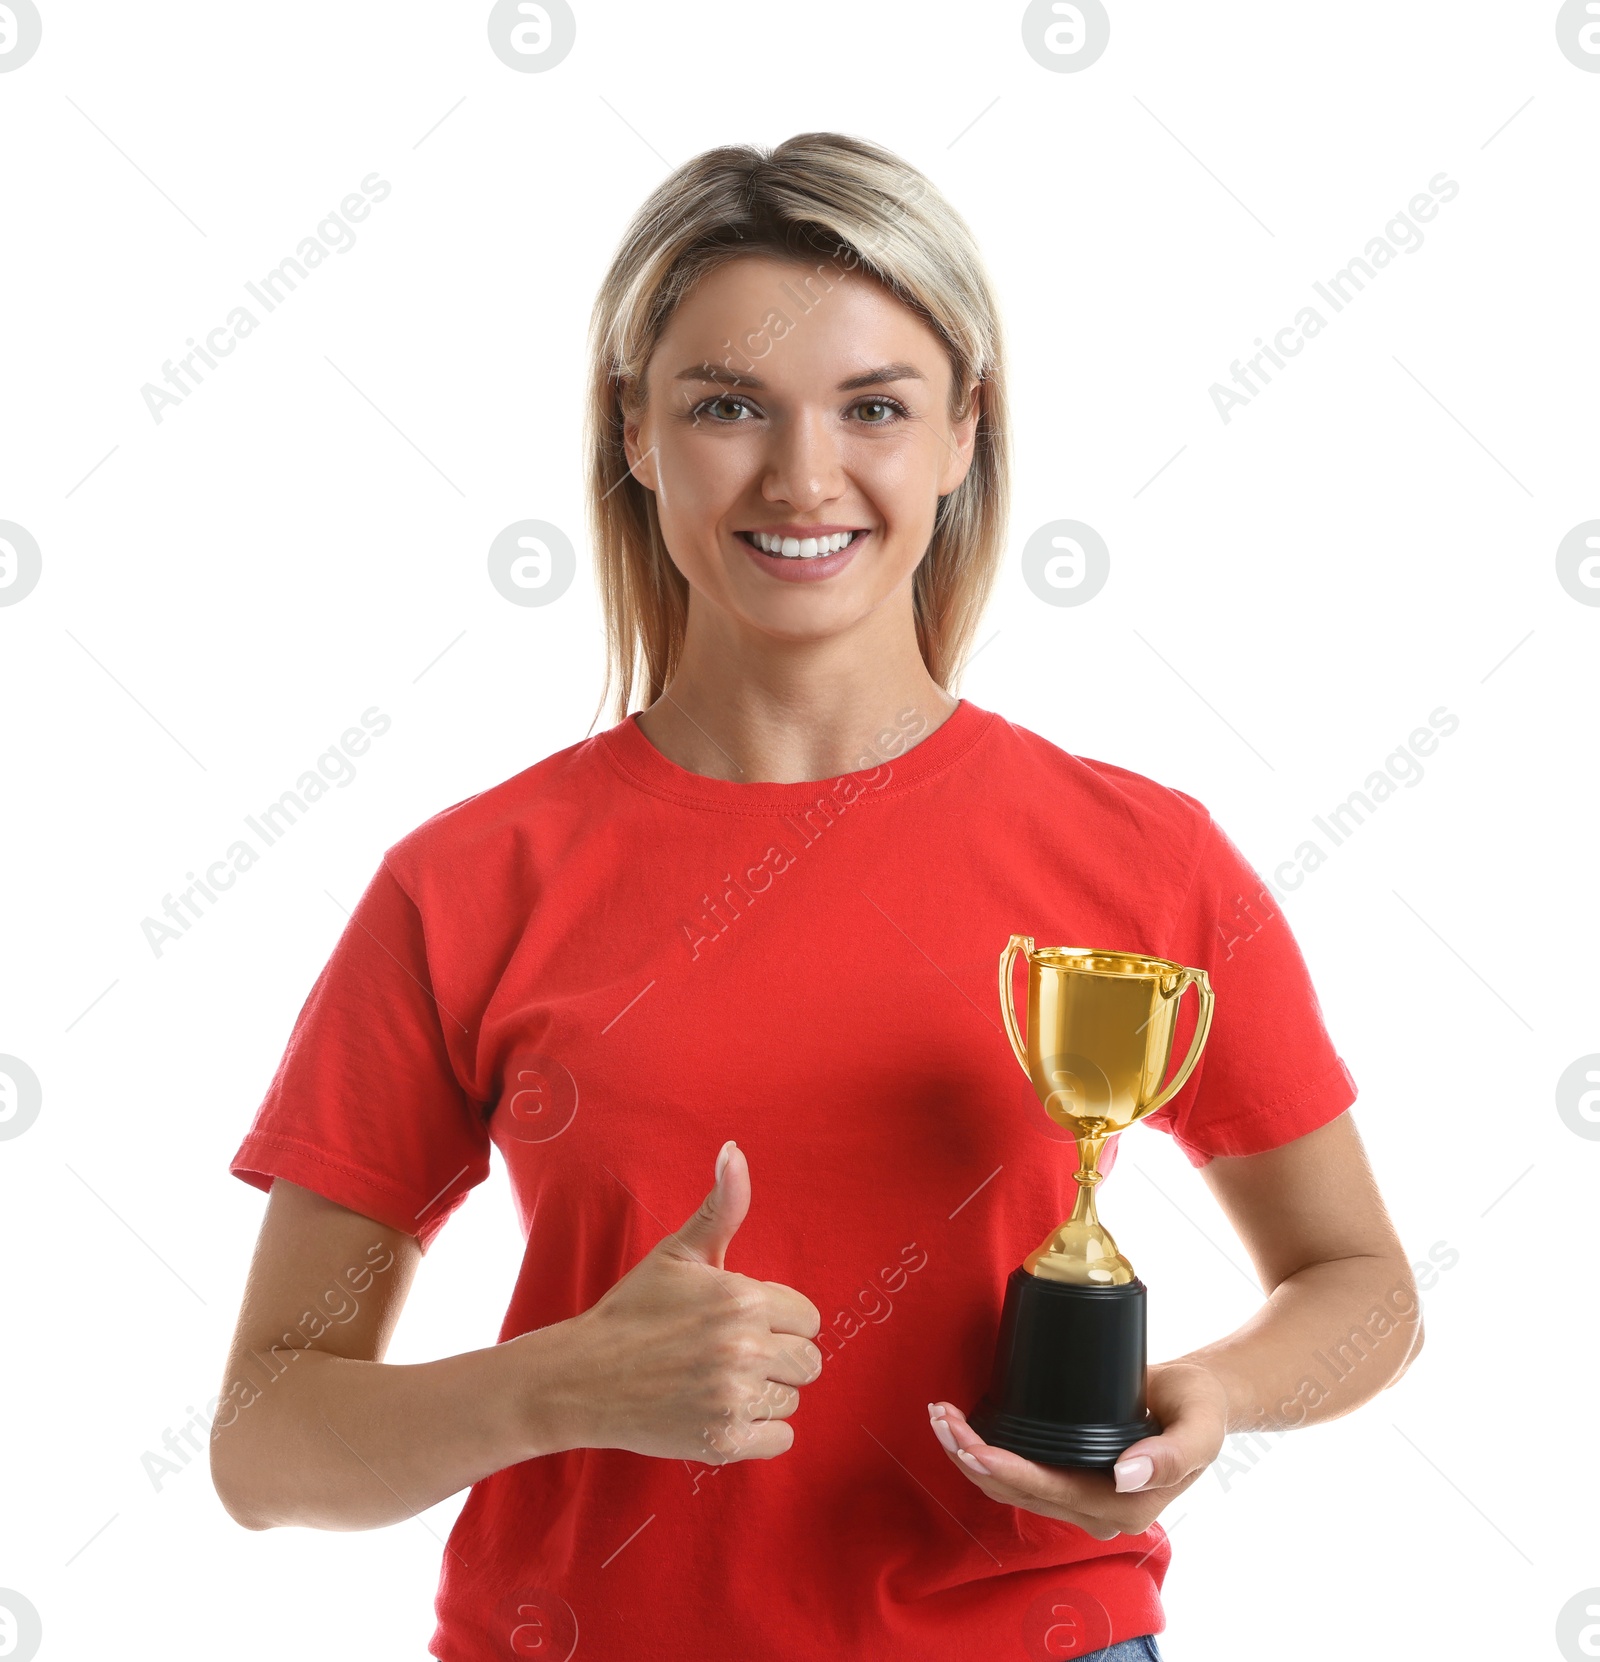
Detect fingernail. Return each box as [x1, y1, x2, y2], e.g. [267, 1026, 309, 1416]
[715, 1141, 735, 1184]
[1114, 1455, 1154, 1492]
[930, 1415, 959, 1455]
[957, 1448, 990, 1476]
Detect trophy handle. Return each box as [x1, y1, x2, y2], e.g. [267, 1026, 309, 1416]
[998, 934, 1035, 1080]
[1143, 968, 1214, 1116]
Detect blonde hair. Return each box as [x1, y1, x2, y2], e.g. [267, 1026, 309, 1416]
[583, 132, 1010, 730]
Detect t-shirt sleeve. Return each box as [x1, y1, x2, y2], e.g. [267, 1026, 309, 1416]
[229, 856, 491, 1250]
[1140, 808, 1358, 1166]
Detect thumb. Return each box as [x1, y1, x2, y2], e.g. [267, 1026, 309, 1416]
[1112, 1434, 1180, 1495]
[665, 1139, 749, 1271]
[1114, 1364, 1228, 1492]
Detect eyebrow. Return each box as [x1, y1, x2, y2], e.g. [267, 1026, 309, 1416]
[671, 360, 927, 393]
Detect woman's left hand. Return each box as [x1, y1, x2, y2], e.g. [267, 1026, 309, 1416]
[928, 1361, 1230, 1540]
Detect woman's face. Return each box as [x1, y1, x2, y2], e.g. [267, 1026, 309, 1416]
[623, 254, 980, 648]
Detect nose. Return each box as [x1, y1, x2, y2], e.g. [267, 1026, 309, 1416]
[759, 406, 847, 511]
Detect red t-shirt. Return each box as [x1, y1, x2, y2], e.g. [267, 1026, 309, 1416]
[229, 697, 1357, 1661]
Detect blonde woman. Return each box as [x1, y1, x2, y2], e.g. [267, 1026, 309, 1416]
[213, 133, 1421, 1661]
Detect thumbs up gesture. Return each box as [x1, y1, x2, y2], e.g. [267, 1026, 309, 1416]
[565, 1141, 825, 1464]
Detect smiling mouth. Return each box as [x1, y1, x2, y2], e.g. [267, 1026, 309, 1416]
[737, 529, 867, 561]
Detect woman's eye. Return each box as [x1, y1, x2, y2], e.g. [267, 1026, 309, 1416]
[852, 398, 906, 424]
[699, 396, 752, 422]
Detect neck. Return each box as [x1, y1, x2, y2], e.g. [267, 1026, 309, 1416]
[635, 592, 958, 784]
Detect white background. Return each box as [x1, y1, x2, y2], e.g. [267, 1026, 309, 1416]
[1, 2, 1596, 1658]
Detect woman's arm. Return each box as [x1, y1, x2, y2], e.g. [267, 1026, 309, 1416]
[1170, 1106, 1424, 1431]
[212, 1148, 823, 1531]
[209, 1178, 585, 1531]
[929, 1109, 1425, 1534]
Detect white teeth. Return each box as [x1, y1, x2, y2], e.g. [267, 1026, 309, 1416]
[749, 530, 858, 559]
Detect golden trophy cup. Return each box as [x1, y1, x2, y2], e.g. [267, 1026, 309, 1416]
[967, 937, 1215, 1467]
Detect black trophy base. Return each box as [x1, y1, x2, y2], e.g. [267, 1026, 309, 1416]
[968, 1265, 1160, 1469]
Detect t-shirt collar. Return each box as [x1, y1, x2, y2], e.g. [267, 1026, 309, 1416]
[598, 696, 992, 812]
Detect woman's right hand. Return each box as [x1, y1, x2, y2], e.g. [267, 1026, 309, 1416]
[547, 1140, 824, 1465]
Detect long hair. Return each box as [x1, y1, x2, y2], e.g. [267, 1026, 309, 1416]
[584, 132, 1010, 730]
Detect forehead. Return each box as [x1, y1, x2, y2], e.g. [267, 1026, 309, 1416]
[652, 253, 949, 387]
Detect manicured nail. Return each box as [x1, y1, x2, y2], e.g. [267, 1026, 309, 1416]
[957, 1448, 990, 1476]
[1114, 1455, 1154, 1492]
[930, 1415, 959, 1455]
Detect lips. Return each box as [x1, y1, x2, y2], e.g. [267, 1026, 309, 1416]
[737, 528, 869, 584]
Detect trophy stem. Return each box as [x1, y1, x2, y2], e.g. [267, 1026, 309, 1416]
[1068, 1124, 1108, 1229]
[1024, 1120, 1134, 1285]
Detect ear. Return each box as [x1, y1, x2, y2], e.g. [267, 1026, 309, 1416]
[936, 379, 983, 497]
[621, 391, 661, 495]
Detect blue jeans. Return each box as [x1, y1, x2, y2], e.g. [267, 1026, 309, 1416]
[1084, 1640, 1164, 1662]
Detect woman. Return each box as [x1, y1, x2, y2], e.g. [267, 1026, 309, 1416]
[212, 133, 1422, 1661]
